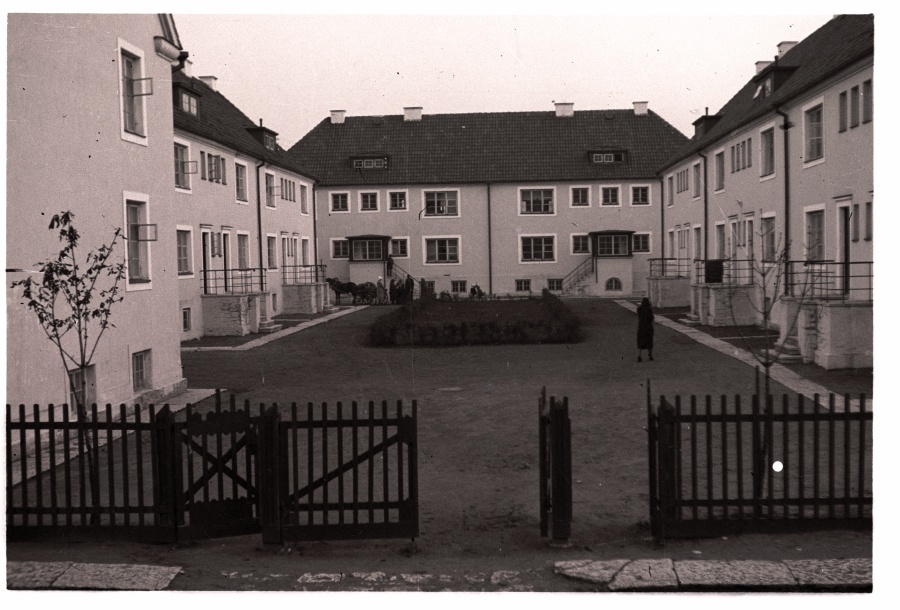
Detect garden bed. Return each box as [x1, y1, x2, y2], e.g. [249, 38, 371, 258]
[368, 290, 580, 347]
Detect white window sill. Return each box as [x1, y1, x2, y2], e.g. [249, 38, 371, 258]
[714, 188, 725, 194]
[424, 261, 462, 266]
[121, 130, 148, 147]
[519, 260, 557, 264]
[178, 273, 195, 280]
[330, 209, 351, 214]
[175, 186, 192, 194]
[803, 157, 826, 169]
[126, 280, 153, 292]
[759, 173, 777, 183]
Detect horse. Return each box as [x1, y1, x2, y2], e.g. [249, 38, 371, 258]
[326, 277, 357, 305]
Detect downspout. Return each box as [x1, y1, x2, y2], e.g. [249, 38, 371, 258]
[256, 161, 266, 292]
[171, 50, 189, 74]
[487, 183, 493, 294]
[312, 185, 319, 282]
[659, 174, 665, 267]
[774, 105, 792, 292]
[698, 151, 709, 261]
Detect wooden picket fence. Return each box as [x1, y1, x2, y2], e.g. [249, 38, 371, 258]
[647, 392, 872, 544]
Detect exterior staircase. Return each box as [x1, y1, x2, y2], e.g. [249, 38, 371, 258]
[561, 257, 595, 297]
[258, 319, 283, 334]
[760, 336, 803, 364]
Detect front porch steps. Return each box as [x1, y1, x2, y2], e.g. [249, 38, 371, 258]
[258, 320, 283, 334]
[679, 313, 701, 326]
[759, 337, 803, 364]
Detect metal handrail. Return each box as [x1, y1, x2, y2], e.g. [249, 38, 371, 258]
[201, 268, 267, 295]
[561, 257, 594, 293]
[786, 260, 873, 302]
[281, 264, 326, 285]
[648, 257, 692, 278]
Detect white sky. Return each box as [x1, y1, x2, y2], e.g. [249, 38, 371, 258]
[175, 12, 835, 147]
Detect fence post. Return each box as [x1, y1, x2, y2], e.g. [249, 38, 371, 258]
[647, 389, 661, 544]
[658, 398, 677, 524]
[549, 396, 572, 547]
[153, 406, 178, 541]
[538, 387, 549, 538]
[258, 405, 282, 545]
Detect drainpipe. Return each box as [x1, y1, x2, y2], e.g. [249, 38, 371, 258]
[312, 185, 319, 282]
[774, 105, 793, 292]
[487, 183, 493, 294]
[698, 151, 709, 261]
[171, 50, 189, 74]
[256, 161, 266, 292]
[659, 174, 665, 272]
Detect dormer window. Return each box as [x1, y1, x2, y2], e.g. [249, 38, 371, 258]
[591, 151, 626, 164]
[264, 133, 276, 150]
[180, 91, 198, 115]
[351, 157, 388, 169]
[753, 78, 772, 100]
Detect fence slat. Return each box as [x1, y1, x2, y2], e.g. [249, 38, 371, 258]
[690, 396, 698, 521]
[813, 395, 821, 519]
[706, 396, 713, 520]
[20, 405, 29, 526]
[291, 403, 299, 525]
[185, 404, 196, 520]
[782, 395, 790, 519]
[798, 395, 805, 519]
[735, 395, 743, 520]
[843, 394, 851, 519]
[368, 402, 375, 524]
[106, 405, 115, 525]
[766, 394, 774, 521]
[322, 402, 329, 526]
[307, 402, 314, 524]
[352, 402, 360, 526]
[48, 406, 58, 527]
[216, 399, 224, 503]
[751, 395, 760, 519]
[230, 396, 238, 501]
[337, 402, 345, 525]
[382, 400, 390, 523]
[828, 394, 836, 519]
[674, 396, 682, 521]
[397, 400, 405, 522]
[34, 405, 44, 525]
[857, 394, 866, 519]
[6, 407, 14, 527]
[135, 405, 145, 527]
[120, 405, 130, 527]
[63, 405, 73, 528]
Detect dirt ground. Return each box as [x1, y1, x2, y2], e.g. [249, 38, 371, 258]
[6, 299, 872, 591]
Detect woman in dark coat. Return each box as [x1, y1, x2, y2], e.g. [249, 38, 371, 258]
[636, 297, 655, 362]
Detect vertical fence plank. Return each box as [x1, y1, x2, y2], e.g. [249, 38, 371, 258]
[20, 405, 29, 526]
[307, 402, 314, 525]
[77, 405, 87, 526]
[243, 400, 253, 507]
[674, 396, 682, 521]
[368, 401, 375, 524]
[828, 393, 836, 519]
[33, 405, 44, 526]
[813, 395, 821, 519]
[782, 395, 790, 519]
[91, 403, 101, 524]
[397, 400, 405, 522]
[858, 395, 867, 519]
[646, 395, 658, 540]
[843, 394, 852, 520]
[63, 405, 73, 528]
[735, 395, 743, 521]
[120, 405, 130, 527]
[352, 402, 360, 526]
[106, 405, 116, 525]
[322, 402, 329, 525]
[185, 404, 195, 523]
[751, 394, 760, 519]
[706, 396, 714, 520]
[201, 408, 210, 505]
[721, 396, 729, 520]
[216, 399, 224, 503]
[148, 405, 160, 528]
[798, 395, 805, 519]
[690, 395, 698, 521]
[381, 400, 389, 523]
[291, 404, 299, 525]
[6, 407, 14, 528]
[337, 402, 345, 525]
[410, 400, 419, 538]
[766, 394, 774, 521]
[135, 405, 145, 527]
[48, 406, 58, 527]
[230, 395, 238, 501]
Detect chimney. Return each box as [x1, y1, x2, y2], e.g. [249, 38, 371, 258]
[199, 75, 217, 92]
[777, 41, 798, 58]
[330, 110, 346, 124]
[756, 60, 773, 74]
[633, 101, 649, 116]
[554, 102, 574, 118]
[403, 106, 423, 122]
[183, 58, 194, 77]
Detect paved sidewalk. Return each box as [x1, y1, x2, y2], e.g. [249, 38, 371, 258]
[7, 561, 182, 590]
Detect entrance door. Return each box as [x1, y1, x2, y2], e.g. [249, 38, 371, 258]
[222, 233, 230, 292]
[840, 206, 851, 295]
[201, 232, 211, 294]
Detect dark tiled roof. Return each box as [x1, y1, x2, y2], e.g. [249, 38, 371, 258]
[172, 71, 317, 179]
[288, 109, 688, 187]
[660, 14, 874, 172]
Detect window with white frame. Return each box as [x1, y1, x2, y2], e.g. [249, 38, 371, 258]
[182, 308, 191, 332]
[601, 187, 620, 206]
[425, 238, 459, 263]
[235, 163, 247, 201]
[424, 191, 458, 216]
[390, 238, 408, 258]
[521, 236, 555, 262]
[267, 236, 277, 268]
[632, 233, 651, 253]
[300, 185, 308, 213]
[68, 365, 95, 409]
[572, 234, 590, 254]
[692, 164, 702, 198]
[761, 216, 777, 261]
[265, 174, 275, 207]
[804, 104, 824, 162]
[806, 210, 825, 260]
[520, 189, 554, 214]
[132, 349, 151, 393]
[547, 279, 563, 291]
[667, 176, 674, 205]
[451, 280, 467, 293]
[389, 191, 407, 210]
[852, 204, 860, 242]
[331, 193, 349, 212]
[714, 152, 725, 190]
[176, 229, 192, 275]
[850, 85, 860, 128]
[862, 80, 873, 123]
[864, 201, 872, 240]
[180, 91, 198, 116]
[605, 278, 622, 291]
[676, 169, 688, 193]
[631, 186, 649, 206]
[515, 279, 532, 292]
[332, 239, 349, 259]
[761, 128, 775, 177]
[352, 240, 383, 261]
[280, 178, 296, 202]
[571, 187, 589, 207]
[174, 144, 191, 189]
[264, 134, 276, 151]
[237, 234, 249, 269]
[126, 199, 151, 283]
[205, 154, 226, 184]
[839, 91, 848, 132]
[120, 47, 149, 139]
[596, 234, 629, 256]
[360, 192, 378, 211]
[715, 224, 726, 258]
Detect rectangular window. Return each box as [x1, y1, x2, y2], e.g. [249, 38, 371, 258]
[332, 239, 349, 259]
[331, 193, 348, 212]
[667, 176, 674, 206]
[596, 235, 629, 256]
[132, 350, 151, 393]
[864, 202, 872, 241]
[601, 187, 619, 206]
[839, 91, 848, 132]
[267, 236, 277, 268]
[174, 144, 189, 189]
[451, 280, 467, 293]
[389, 191, 407, 210]
[126, 200, 150, 282]
[235, 164, 247, 201]
[631, 186, 649, 205]
[182, 308, 191, 332]
[572, 235, 590, 254]
[521, 189, 554, 214]
[747, 138, 752, 168]
[425, 238, 459, 263]
[571, 187, 589, 206]
[121, 51, 145, 137]
[715, 152, 725, 190]
[730, 146, 735, 173]
[862, 79, 873, 123]
[515, 279, 531, 292]
[68, 366, 95, 409]
[180, 91, 198, 116]
[521, 236, 554, 262]
[424, 191, 458, 216]
[200, 152, 206, 180]
[716, 224, 726, 258]
[632, 233, 650, 253]
[360, 192, 378, 211]
[390, 238, 408, 258]
[850, 85, 860, 128]
[806, 210, 825, 261]
[676, 169, 688, 193]
[761, 216, 776, 261]
[761, 128, 775, 177]
[692, 164, 701, 198]
[207, 154, 218, 182]
[176, 230, 192, 274]
[265, 174, 275, 207]
[852, 204, 860, 242]
[352, 239, 383, 261]
[805, 104, 824, 161]
[547, 279, 563, 291]
[236, 234, 249, 269]
[300, 185, 308, 213]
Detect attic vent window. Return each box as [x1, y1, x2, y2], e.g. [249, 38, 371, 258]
[264, 134, 276, 151]
[753, 78, 772, 100]
[180, 91, 198, 116]
[591, 152, 626, 164]
[352, 157, 388, 170]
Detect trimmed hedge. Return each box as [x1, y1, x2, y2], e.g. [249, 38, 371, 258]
[368, 289, 581, 347]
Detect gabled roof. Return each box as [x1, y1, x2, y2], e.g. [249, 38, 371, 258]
[660, 14, 874, 172]
[288, 109, 688, 187]
[172, 71, 317, 180]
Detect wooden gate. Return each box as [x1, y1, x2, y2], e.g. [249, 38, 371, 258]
[265, 400, 419, 543]
[170, 399, 262, 540]
[538, 387, 572, 545]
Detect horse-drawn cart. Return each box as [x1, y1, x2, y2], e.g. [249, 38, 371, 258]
[327, 277, 377, 305]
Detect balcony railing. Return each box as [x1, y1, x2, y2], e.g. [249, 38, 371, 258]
[786, 260, 873, 302]
[201, 268, 267, 295]
[648, 258, 692, 278]
[692, 259, 759, 285]
[281, 264, 326, 286]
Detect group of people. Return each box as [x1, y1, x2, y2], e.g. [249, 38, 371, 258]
[375, 275, 417, 305]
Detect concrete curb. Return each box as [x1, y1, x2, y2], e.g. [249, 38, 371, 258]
[613, 300, 871, 412]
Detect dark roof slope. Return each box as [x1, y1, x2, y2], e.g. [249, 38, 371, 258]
[660, 14, 874, 172]
[288, 109, 688, 186]
[173, 71, 317, 179]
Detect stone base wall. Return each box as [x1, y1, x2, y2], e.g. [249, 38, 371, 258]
[704, 284, 758, 327]
[814, 300, 873, 369]
[647, 277, 690, 308]
[282, 283, 328, 314]
[201, 293, 264, 336]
